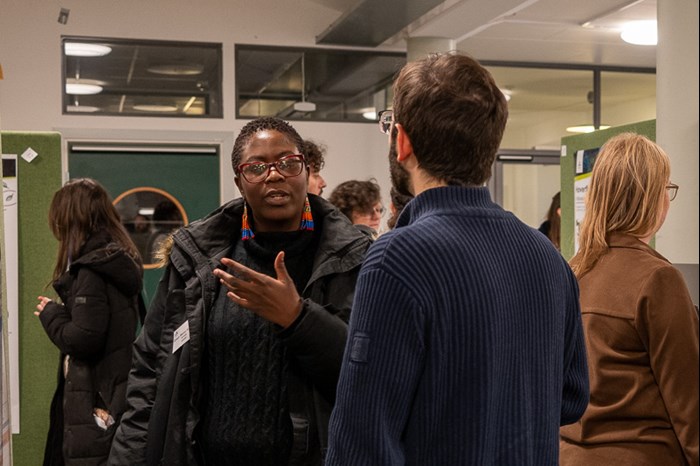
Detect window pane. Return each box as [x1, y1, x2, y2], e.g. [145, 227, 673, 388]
[486, 66, 595, 148]
[601, 71, 656, 127]
[62, 36, 222, 117]
[235, 45, 404, 123]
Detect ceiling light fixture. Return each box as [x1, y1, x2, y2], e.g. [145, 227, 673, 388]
[293, 53, 316, 113]
[65, 78, 104, 95]
[133, 104, 179, 112]
[500, 88, 512, 102]
[66, 105, 100, 113]
[64, 42, 112, 57]
[183, 96, 197, 113]
[147, 64, 204, 76]
[566, 124, 612, 133]
[620, 20, 657, 45]
[359, 107, 377, 120]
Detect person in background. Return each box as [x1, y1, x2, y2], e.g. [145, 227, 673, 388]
[328, 179, 384, 236]
[326, 52, 588, 465]
[301, 139, 327, 196]
[35, 178, 143, 466]
[538, 191, 561, 250]
[109, 117, 372, 466]
[386, 186, 413, 230]
[129, 213, 152, 261]
[146, 200, 182, 263]
[560, 133, 698, 466]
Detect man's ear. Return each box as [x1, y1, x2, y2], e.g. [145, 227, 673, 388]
[395, 123, 414, 163]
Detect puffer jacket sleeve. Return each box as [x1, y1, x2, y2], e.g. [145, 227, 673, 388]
[108, 265, 174, 466]
[278, 259, 362, 403]
[40, 267, 109, 360]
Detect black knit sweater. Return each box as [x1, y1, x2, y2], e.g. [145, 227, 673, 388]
[199, 230, 316, 466]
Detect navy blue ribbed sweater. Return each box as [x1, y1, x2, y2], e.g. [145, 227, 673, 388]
[326, 186, 589, 466]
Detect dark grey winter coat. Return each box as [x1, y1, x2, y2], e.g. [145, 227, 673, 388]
[40, 230, 143, 466]
[108, 195, 371, 466]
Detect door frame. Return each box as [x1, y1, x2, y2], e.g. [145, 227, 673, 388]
[57, 128, 235, 204]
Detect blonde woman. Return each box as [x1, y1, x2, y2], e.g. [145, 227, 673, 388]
[560, 133, 698, 465]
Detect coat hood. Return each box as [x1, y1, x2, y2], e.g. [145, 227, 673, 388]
[69, 230, 144, 298]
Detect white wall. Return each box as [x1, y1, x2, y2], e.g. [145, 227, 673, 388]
[656, 0, 699, 265]
[0, 0, 392, 219]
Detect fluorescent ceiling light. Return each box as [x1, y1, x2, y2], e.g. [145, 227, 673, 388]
[64, 43, 112, 57]
[65, 79, 104, 95]
[147, 64, 204, 76]
[566, 124, 611, 133]
[66, 105, 100, 113]
[133, 104, 179, 112]
[359, 107, 377, 120]
[620, 20, 657, 45]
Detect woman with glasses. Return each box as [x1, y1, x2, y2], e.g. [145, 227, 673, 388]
[109, 117, 372, 466]
[560, 133, 698, 466]
[328, 179, 384, 237]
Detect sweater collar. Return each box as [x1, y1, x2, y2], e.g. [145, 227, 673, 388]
[396, 186, 495, 228]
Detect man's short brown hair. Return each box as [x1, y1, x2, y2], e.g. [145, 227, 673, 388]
[392, 52, 508, 186]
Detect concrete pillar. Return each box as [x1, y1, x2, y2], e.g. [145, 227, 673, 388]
[656, 0, 699, 301]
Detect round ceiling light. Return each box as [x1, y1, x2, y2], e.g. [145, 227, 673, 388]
[66, 105, 100, 113]
[133, 104, 179, 112]
[65, 79, 104, 95]
[358, 107, 377, 120]
[620, 20, 657, 46]
[566, 124, 612, 133]
[64, 43, 112, 57]
[147, 64, 204, 76]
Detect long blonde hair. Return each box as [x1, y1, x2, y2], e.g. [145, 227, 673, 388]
[570, 133, 670, 278]
[49, 178, 140, 280]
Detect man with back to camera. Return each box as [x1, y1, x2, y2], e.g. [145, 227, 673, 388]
[326, 52, 589, 465]
[301, 139, 328, 196]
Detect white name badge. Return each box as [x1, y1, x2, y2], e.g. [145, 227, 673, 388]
[172, 320, 190, 353]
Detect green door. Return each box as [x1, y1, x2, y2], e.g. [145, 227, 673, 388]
[68, 145, 220, 306]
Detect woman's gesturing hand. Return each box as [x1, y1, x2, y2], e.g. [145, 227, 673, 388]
[214, 251, 302, 328]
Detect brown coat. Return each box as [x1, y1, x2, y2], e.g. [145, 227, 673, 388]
[560, 233, 699, 466]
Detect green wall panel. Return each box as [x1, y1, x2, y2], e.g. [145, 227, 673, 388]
[2, 131, 62, 466]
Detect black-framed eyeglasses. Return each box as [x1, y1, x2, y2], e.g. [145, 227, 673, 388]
[378, 109, 394, 134]
[666, 182, 679, 201]
[236, 154, 306, 184]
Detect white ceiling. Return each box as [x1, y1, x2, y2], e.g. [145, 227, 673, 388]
[318, 0, 657, 68]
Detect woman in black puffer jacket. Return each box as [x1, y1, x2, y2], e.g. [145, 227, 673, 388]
[36, 178, 143, 466]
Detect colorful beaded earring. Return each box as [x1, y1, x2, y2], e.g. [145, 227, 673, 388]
[300, 195, 314, 231]
[241, 201, 254, 240]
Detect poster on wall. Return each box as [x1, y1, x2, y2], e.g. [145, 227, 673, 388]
[573, 148, 600, 254]
[2, 154, 19, 433]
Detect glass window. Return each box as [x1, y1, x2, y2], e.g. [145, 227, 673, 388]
[235, 45, 405, 123]
[62, 36, 223, 117]
[485, 66, 596, 148]
[601, 71, 656, 127]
